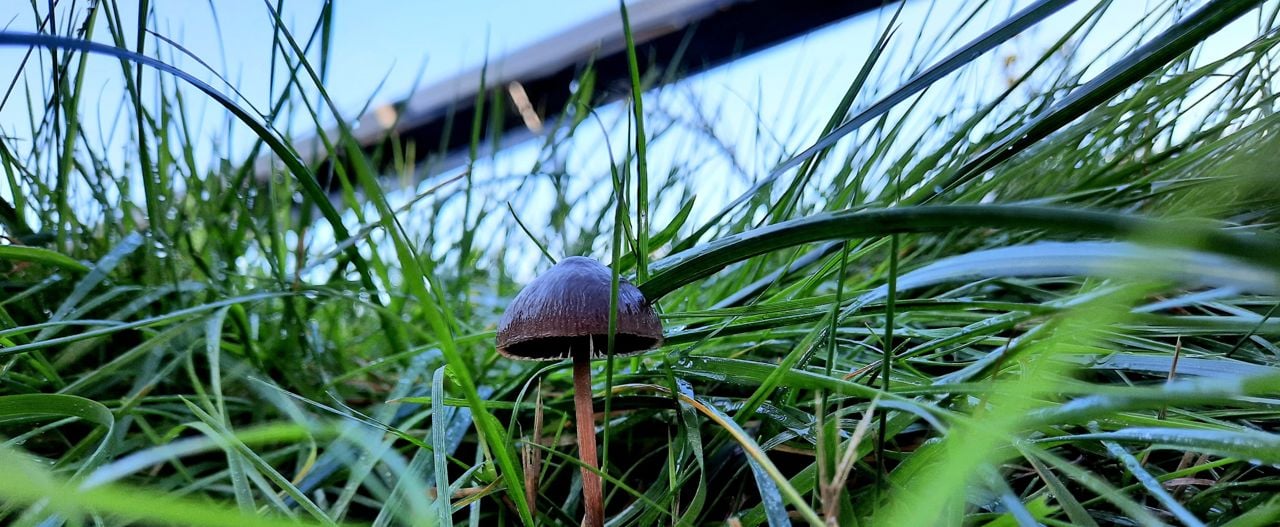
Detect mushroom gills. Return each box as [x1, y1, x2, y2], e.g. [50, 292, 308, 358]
[501, 333, 660, 360]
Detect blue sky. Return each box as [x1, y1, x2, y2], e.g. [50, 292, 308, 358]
[0, 1, 1026, 145]
[0, 1, 1266, 279]
[2, 1, 1240, 166]
[0, 1, 1257, 161]
[2, 1, 618, 134]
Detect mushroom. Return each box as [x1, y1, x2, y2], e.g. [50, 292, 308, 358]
[497, 256, 664, 527]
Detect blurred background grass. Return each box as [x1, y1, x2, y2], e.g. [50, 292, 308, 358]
[2, 0, 1280, 525]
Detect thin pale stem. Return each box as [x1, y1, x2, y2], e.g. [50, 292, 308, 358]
[573, 343, 604, 527]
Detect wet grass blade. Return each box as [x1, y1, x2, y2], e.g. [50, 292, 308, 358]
[1045, 427, 1280, 465]
[641, 205, 1280, 299]
[0, 244, 88, 273]
[915, 0, 1267, 203]
[0, 446, 337, 527]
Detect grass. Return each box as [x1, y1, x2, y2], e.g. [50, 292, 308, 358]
[2, 0, 1280, 525]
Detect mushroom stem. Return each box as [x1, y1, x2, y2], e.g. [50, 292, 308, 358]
[572, 344, 605, 527]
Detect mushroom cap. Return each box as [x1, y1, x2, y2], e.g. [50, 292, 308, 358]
[497, 256, 664, 360]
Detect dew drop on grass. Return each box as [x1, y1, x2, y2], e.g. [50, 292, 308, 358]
[675, 378, 694, 397]
[695, 370, 728, 383]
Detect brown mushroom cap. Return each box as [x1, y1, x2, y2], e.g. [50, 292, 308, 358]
[497, 256, 664, 360]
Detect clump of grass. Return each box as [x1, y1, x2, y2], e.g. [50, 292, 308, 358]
[2, 0, 1280, 526]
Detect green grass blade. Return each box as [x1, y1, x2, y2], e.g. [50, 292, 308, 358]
[641, 205, 1280, 299]
[0, 445, 335, 527]
[916, 0, 1267, 203]
[0, 244, 87, 273]
[1047, 427, 1280, 465]
[620, 1, 651, 282]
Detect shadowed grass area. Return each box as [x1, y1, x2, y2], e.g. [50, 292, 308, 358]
[2, 0, 1280, 525]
